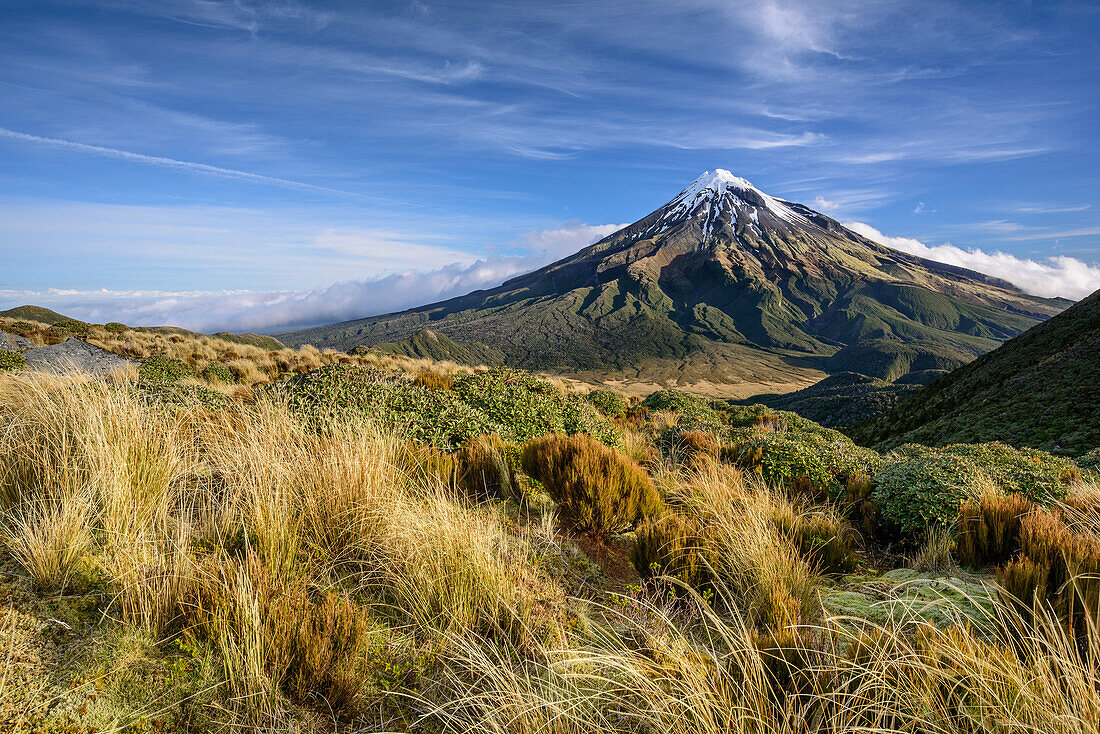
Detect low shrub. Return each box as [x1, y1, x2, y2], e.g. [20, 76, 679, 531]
[455, 368, 617, 445]
[726, 429, 882, 498]
[521, 433, 660, 535]
[139, 354, 196, 382]
[51, 318, 90, 337]
[586, 389, 628, 418]
[103, 321, 128, 333]
[944, 443, 1076, 504]
[955, 491, 1035, 568]
[456, 433, 519, 501]
[873, 446, 985, 536]
[724, 404, 827, 434]
[0, 349, 26, 371]
[201, 362, 236, 383]
[641, 390, 722, 426]
[1077, 448, 1100, 479]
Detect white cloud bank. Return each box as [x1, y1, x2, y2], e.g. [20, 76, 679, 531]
[844, 221, 1100, 300]
[0, 222, 624, 334]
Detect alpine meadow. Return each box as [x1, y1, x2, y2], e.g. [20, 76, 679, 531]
[1, 2, 1099, 733]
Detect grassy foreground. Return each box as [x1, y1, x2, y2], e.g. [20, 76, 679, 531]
[0, 365, 1099, 732]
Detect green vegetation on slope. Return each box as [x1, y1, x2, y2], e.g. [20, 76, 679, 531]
[367, 327, 505, 366]
[735, 371, 921, 427]
[851, 288, 1100, 455]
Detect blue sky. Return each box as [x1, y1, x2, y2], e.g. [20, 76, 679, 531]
[2, 0, 1099, 331]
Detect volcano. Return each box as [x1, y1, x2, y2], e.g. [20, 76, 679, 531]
[278, 170, 1069, 396]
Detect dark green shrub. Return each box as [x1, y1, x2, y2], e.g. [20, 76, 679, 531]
[9, 320, 35, 334]
[1076, 447, 1100, 478]
[0, 350, 26, 372]
[51, 318, 90, 337]
[103, 322, 127, 333]
[955, 492, 1034, 568]
[201, 362, 235, 384]
[521, 433, 661, 535]
[456, 434, 520, 501]
[726, 429, 882, 497]
[944, 442, 1076, 504]
[873, 447, 985, 536]
[139, 354, 196, 382]
[454, 368, 617, 445]
[587, 389, 627, 418]
[641, 390, 722, 425]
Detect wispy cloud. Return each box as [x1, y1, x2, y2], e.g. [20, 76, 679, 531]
[0, 127, 366, 198]
[845, 221, 1100, 300]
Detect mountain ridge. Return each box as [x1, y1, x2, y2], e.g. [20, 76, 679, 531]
[277, 170, 1068, 395]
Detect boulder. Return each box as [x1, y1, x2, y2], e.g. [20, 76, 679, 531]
[22, 338, 135, 378]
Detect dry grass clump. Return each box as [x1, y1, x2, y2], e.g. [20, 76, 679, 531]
[425, 582, 1100, 734]
[955, 489, 1034, 568]
[456, 433, 519, 501]
[634, 459, 828, 627]
[521, 433, 661, 536]
[998, 507, 1100, 630]
[0, 370, 559, 725]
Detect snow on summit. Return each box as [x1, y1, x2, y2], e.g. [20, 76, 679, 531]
[660, 169, 810, 236]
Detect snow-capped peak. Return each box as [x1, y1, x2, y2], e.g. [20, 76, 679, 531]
[656, 169, 810, 245]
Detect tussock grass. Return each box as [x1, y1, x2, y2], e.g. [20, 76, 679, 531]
[2, 367, 1099, 732]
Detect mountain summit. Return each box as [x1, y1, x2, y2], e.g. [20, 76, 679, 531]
[279, 171, 1069, 395]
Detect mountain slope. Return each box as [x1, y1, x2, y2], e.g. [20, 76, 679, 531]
[278, 170, 1067, 394]
[849, 288, 1100, 455]
[0, 305, 71, 324]
[367, 328, 505, 366]
[736, 372, 922, 428]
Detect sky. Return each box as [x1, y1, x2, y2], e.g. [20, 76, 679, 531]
[2, 0, 1099, 333]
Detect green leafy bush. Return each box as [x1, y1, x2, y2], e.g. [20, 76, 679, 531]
[139, 354, 196, 382]
[50, 318, 91, 337]
[1076, 447, 1100, 477]
[641, 390, 722, 425]
[269, 364, 502, 448]
[0, 350, 26, 372]
[200, 362, 235, 384]
[586, 389, 627, 418]
[873, 446, 985, 535]
[944, 442, 1076, 504]
[103, 322, 128, 333]
[454, 368, 617, 445]
[724, 404, 828, 434]
[521, 433, 660, 535]
[726, 428, 882, 497]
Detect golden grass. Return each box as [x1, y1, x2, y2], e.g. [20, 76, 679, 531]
[1, 367, 1099, 733]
